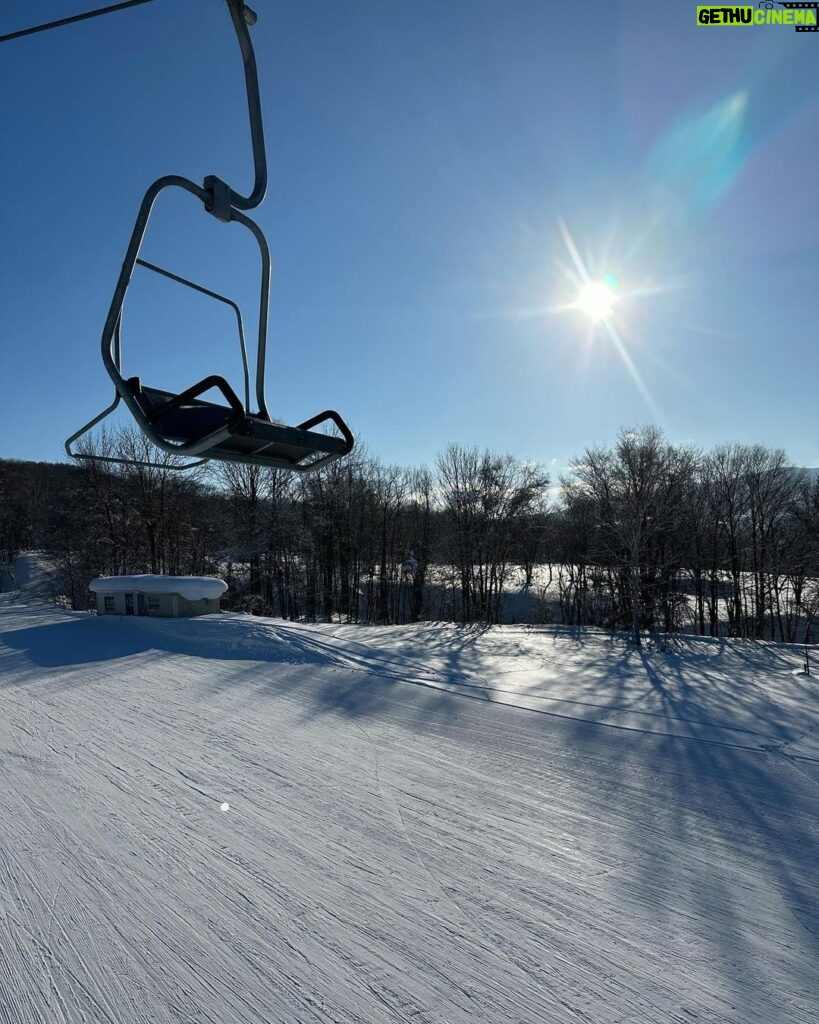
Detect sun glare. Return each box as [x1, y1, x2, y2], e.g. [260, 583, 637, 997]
[575, 280, 617, 321]
[554, 218, 662, 420]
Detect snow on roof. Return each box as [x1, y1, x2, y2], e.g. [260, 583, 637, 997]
[89, 575, 228, 601]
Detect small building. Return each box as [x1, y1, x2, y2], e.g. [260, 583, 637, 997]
[90, 575, 227, 618]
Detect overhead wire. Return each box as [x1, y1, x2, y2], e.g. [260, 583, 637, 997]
[0, 0, 160, 45]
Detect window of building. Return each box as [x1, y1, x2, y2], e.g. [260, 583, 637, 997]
[104, 596, 115, 613]
[148, 598, 160, 612]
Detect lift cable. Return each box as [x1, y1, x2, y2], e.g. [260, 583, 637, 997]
[0, 0, 160, 45]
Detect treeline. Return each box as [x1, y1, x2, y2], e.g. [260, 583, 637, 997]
[1, 425, 817, 644]
[560, 427, 818, 645]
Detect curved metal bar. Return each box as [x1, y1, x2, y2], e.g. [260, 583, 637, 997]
[113, 308, 122, 370]
[296, 410, 355, 453]
[100, 175, 209, 389]
[65, 391, 122, 460]
[98, 174, 272, 457]
[64, 390, 209, 471]
[76, 451, 208, 470]
[72, 448, 209, 472]
[222, 0, 267, 211]
[231, 207, 271, 419]
[135, 258, 251, 411]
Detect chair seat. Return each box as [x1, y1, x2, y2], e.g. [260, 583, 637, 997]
[131, 382, 352, 469]
[133, 383, 234, 440]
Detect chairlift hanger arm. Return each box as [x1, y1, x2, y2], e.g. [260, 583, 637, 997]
[54, 0, 356, 474]
[1, 1, 267, 213]
[219, 0, 267, 212]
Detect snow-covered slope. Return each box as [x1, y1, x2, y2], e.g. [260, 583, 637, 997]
[0, 552, 58, 605]
[0, 603, 817, 1024]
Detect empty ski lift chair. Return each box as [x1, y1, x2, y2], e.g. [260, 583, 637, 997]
[65, 0, 354, 472]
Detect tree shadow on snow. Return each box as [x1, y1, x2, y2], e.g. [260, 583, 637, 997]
[557, 648, 819, 1019]
[3, 608, 817, 1016]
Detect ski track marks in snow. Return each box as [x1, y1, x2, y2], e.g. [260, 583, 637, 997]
[0, 603, 818, 1023]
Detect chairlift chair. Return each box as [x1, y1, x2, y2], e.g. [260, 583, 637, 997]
[62, 0, 354, 472]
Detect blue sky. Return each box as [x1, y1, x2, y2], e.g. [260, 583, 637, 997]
[1, 0, 817, 472]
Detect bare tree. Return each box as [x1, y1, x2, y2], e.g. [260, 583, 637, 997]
[570, 426, 696, 645]
[437, 445, 548, 623]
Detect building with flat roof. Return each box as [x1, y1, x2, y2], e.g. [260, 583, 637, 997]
[90, 575, 227, 618]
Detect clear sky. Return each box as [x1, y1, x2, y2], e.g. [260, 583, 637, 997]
[1, 0, 817, 472]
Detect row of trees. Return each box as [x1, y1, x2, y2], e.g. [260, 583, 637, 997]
[561, 427, 819, 645]
[1, 425, 817, 643]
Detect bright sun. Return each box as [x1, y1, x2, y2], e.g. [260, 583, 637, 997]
[575, 280, 617, 321]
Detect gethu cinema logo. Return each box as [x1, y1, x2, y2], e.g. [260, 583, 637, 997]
[697, 3, 818, 28]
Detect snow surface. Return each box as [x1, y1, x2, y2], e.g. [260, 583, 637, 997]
[0, 552, 59, 604]
[89, 574, 228, 601]
[0, 595, 818, 1023]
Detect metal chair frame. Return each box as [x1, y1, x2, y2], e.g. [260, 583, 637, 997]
[64, 0, 354, 473]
